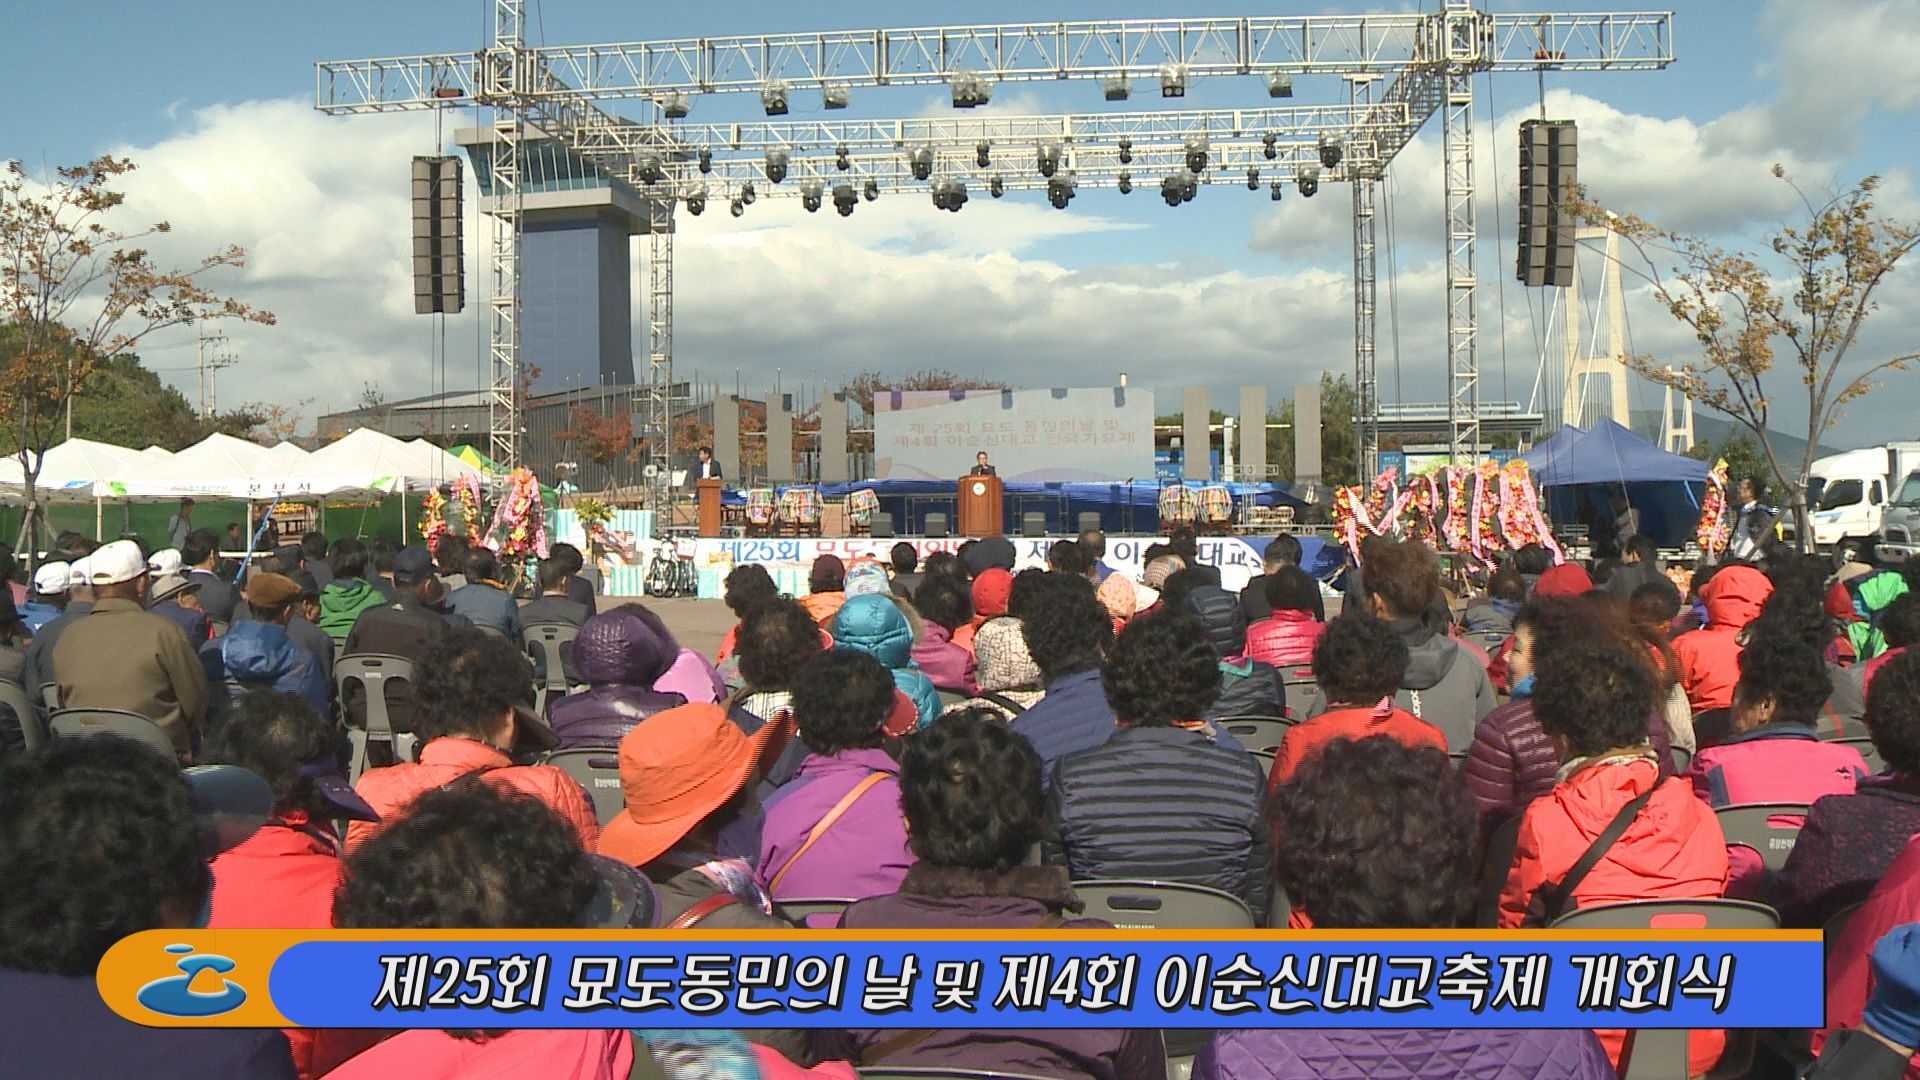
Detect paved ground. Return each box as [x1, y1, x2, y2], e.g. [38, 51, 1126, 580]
[612, 596, 734, 658]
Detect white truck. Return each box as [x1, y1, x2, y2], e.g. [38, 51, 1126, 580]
[1793, 442, 1920, 562]
[1879, 469, 1920, 564]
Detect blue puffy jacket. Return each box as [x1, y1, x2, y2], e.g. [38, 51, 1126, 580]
[199, 621, 329, 715]
[832, 594, 941, 729]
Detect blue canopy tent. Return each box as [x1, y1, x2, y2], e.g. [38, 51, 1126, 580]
[1526, 419, 1709, 548]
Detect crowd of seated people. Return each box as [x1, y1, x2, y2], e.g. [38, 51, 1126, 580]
[9, 516, 1920, 1080]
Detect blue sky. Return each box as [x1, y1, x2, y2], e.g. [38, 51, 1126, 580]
[4, 1, 1918, 448]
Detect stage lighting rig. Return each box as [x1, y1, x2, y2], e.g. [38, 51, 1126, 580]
[1046, 173, 1076, 209]
[989, 174, 1005, 198]
[800, 181, 823, 213]
[832, 183, 857, 216]
[660, 91, 691, 119]
[863, 178, 880, 202]
[1261, 133, 1278, 160]
[931, 178, 969, 212]
[835, 144, 851, 170]
[1037, 142, 1061, 178]
[685, 186, 707, 215]
[1270, 181, 1284, 201]
[1103, 74, 1130, 101]
[765, 149, 789, 183]
[1298, 164, 1320, 197]
[1247, 167, 1259, 190]
[697, 148, 712, 173]
[1117, 138, 1133, 165]
[822, 83, 850, 109]
[1117, 171, 1133, 194]
[1318, 133, 1344, 169]
[636, 153, 666, 185]
[740, 181, 756, 205]
[976, 141, 991, 168]
[909, 147, 934, 181]
[1185, 136, 1209, 174]
[951, 71, 992, 108]
[760, 80, 789, 116]
[1267, 74, 1294, 99]
[1160, 63, 1188, 98]
[730, 198, 745, 218]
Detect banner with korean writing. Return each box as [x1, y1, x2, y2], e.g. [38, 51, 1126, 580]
[99, 929, 1821, 1031]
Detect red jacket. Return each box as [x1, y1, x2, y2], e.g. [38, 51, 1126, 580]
[1684, 724, 1866, 898]
[1268, 704, 1445, 798]
[347, 738, 599, 854]
[1244, 611, 1324, 673]
[1672, 567, 1773, 713]
[1498, 757, 1730, 1075]
[1817, 834, 1920, 1075]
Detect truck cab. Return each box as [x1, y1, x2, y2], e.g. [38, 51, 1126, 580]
[1879, 471, 1920, 563]
[1801, 443, 1920, 562]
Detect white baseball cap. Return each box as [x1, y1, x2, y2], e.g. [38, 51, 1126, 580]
[67, 556, 91, 589]
[32, 561, 71, 595]
[84, 540, 147, 586]
[148, 548, 183, 576]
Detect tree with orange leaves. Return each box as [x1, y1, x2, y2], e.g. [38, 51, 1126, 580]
[1, 156, 273, 567]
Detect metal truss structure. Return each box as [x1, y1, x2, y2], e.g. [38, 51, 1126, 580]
[318, 2, 1673, 494]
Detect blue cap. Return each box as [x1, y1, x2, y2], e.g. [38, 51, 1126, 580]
[392, 546, 436, 585]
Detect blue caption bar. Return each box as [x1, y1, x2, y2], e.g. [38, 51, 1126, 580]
[268, 935, 1823, 1029]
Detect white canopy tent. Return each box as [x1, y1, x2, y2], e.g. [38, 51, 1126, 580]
[111, 432, 293, 500]
[289, 428, 483, 496]
[0, 439, 146, 501]
[267, 441, 308, 466]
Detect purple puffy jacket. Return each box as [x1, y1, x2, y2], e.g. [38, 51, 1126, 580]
[1198, 1028, 1614, 1080]
[548, 609, 685, 750]
[1464, 696, 1675, 840]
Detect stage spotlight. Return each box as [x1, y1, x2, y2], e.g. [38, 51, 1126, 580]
[1270, 181, 1283, 201]
[697, 148, 712, 173]
[1298, 163, 1320, 198]
[832, 183, 857, 217]
[909, 147, 934, 181]
[1261, 133, 1277, 161]
[951, 71, 992, 108]
[989, 173, 1005, 198]
[1247, 167, 1260, 190]
[661, 91, 691, 119]
[685, 186, 707, 215]
[1160, 63, 1188, 98]
[760, 80, 789, 116]
[765, 149, 789, 184]
[822, 82, 850, 110]
[636, 153, 666, 185]
[1179, 174, 1197, 203]
[931, 178, 969, 212]
[1046, 173, 1076, 209]
[741, 181, 757, 205]
[863, 178, 880, 202]
[835, 144, 851, 171]
[1160, 174, 1183, 207]
[1117, 137, 1133, 165]
[1267, 73, 1294, 98]
[1103, 74, 1130, 102]
[976, 141, 991, 168]
[1184, 136, 1209, 175]
[801, 181, 823, 213]
[1037, 142, 1061, 179]
[730, 198, 745, 218]
[1318, 133, 1344, 170]
[1117, 170, 1133, 194]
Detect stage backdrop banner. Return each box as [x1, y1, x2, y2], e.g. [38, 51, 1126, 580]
[687, 535, 1269, 595]
[874, 387, 1155, 482]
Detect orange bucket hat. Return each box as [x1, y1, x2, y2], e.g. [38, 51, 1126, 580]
[596, 704, 790, 868]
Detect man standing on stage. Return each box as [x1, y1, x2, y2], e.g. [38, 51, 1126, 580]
[970, 451, 996, 477]
[695, 446, 723, 481]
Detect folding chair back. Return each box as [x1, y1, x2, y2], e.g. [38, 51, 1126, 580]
[336, 654, 416, 780]
[1216, 716, 1291, 753]
[49, 708, 176, 758]
[1071, 879, 1255, 930]
[522, 622, 580, 715]
[40, 682, 60, 712]
[544, 748, 626, 825]
[1247, 747, 1275, 781]
[0, 679, 45, 752]
[1827, 735, 1884, 774]
[776, 898, 855, 926]
[1281, 680, 1319, 720]
[1714, 802, 1811, 883]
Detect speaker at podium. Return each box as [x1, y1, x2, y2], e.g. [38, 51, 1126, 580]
[957, 475, 1003, 537]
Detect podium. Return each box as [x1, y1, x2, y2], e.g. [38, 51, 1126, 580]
[696, 478, 723, 537]
[957, 474, 1003, 537]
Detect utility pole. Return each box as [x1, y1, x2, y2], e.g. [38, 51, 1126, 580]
[197, 329, 236, 418]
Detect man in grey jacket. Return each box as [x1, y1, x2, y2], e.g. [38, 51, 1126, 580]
[1348, 538, 1495, 751]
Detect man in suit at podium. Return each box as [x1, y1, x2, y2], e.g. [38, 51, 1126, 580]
[695, 446, 722, 482]
[970, 451, 996, 477]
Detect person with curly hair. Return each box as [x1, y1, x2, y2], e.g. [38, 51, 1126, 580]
[717, 564, 780, 658]
[0, 739, 296, 1079]
[726, 598, 828, 723]
[1463, 596, 1676, 839]
[1498, 637, 1728, 1073]
[800, 555, 848, 629]
[1862, 593, 1920, 693]
[1747, 579, 1868, 737]
[908, 575, 977, 694]
[328, 784, 637, 1079]
[1684, 633, 1868, 898]
[1269, 614, 1444, 794]
[758, 651, 914, 903]
[1773, 649, 1920, 928]
[1199, 736, 1613, 1079]
[1045, 612, 1270, 917]
[348, 626, 595, 853]
[838, 708, 1164, 1079]
[1009, 573, 1118, 782]
[1244, 565, 1326, 671]
[1350, 538, 1495, 751]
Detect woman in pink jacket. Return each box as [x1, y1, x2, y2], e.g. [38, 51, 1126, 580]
[1244, 565, 1325, 673]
